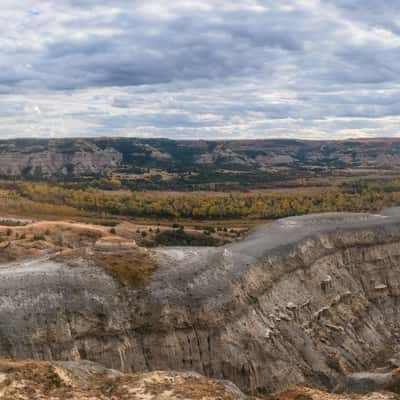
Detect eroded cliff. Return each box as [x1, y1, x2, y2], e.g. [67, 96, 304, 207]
[1, 212, 400, 395]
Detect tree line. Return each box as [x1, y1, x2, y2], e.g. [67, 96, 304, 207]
[1, 179, 399, 220]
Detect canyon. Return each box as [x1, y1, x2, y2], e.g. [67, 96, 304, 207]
[1, 211, 400, 396]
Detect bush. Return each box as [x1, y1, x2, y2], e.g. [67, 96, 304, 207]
[6, 229, 12, 236]
[33, 234, 45, 241]
[95, 251, 157, 287]
[110, 228, 116, 234]
[154, 229, 222, 247]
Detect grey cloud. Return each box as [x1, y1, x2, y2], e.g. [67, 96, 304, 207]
[2, 2, 312, 92]
[0, 1, 399, 139]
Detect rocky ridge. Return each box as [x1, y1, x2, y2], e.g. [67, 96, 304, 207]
[1, 138, 400, 178]
[1, 211, 400, 395]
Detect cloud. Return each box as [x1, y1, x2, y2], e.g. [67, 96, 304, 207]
[0, 0, 399, 139]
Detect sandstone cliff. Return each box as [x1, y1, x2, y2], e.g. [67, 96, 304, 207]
[1, 212, 400, 395]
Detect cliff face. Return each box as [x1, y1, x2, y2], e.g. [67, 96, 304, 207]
[1, 212, 400, 395]
[1, 137, 400, 178]
[0, 140, 122, 177]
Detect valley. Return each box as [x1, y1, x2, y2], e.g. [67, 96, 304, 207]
[2, 0, 399, 397]
[1, 138, 400, 399]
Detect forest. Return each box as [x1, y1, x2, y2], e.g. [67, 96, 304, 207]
[1, 179, 399, 221]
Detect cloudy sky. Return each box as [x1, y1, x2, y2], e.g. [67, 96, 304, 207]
[0, 0, 399, 139]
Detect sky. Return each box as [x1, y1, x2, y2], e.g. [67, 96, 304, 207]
[0, 0, 399, 140]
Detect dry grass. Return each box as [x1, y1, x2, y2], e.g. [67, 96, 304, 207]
[97, 372, 251, 400]
[94, 250, 157, 287]
[0, 360, 257, 400]
[0, 360, 71, 399]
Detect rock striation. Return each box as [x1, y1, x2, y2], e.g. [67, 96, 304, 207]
[1, 211, 400, 395]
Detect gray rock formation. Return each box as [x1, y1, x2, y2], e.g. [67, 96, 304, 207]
[2, 138, 400, 179]
[0, 140, 122, 177]
[1, 211, 400, 395]
[336, 369, 400, 394]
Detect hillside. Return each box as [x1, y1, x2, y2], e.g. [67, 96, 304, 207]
[1, 211, 400, 395]
[1, 138, 400, 190]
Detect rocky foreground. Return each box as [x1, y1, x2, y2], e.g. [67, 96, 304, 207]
[0, 359, 398, 400]
[1, 211, 400, 396]
[0, 359, 251, 400]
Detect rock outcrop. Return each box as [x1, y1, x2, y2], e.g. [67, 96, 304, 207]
[1, 211, 400, 395]
[336, 369, 400, 394]
[0, 359, 252, 399]
[1, 358, 398, 400]
[269, 386, 400, 400]
[0, 139, 122, 177]
[2, 138, 400, 179]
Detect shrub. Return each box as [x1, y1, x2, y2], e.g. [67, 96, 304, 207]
[95, 251, 157, 287]
[33, 234, 45, 241]
[154, 229, 223, 246]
